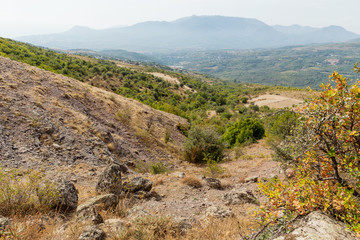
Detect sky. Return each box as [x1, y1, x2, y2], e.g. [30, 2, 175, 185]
[1, 0, 359, 38]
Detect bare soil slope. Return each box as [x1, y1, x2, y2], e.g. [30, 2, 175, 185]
[0, 56, 188, 178]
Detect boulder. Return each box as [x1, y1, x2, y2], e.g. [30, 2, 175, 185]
[77, 207, 104, 225]
[77, 194, 118, 215]
[223, 189, 258, 205]
[78, 225, 106, 240]
[274, 211, 357, 240]
[123, 176, 152, 193]
[205, 206, 234, 218]
[96, 164, 122, 194]
[245, 175, 258, 183]
[204, 177, 222, 189]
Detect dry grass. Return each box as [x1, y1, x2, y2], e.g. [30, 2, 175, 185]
[4, 214, 58, 240]
[181, 176, 202, 188]
[184, 216, 258, 240]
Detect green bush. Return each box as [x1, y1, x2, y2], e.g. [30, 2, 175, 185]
[222, 118, 265, 147]
[149, 162, 168, 174]
[269, 111, 298, 139]
[249, 104, 260, 112]
[220, 112, 232, 119]
[183, 126, 225, 163]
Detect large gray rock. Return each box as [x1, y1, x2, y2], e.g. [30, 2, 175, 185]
[78, 225, 106, 240]
[274, 211, 357, 240]
[96, 164, 122, 194]
[77, 194, 118, 215]
[223, 189, 258, 205]
[205, 206, 234, 218]
[204, 177, 222, 189]
[123, 176, 152, 193]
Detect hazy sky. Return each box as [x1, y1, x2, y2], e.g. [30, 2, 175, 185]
[1, 0, 359, 38]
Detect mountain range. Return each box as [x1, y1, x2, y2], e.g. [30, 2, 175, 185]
[17, 15, 359, 52]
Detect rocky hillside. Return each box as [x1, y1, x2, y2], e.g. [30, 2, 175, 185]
[0, 55, 188, 176]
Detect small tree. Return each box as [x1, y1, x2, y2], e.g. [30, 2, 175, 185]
[260, 66, 360, 233]
[183, 126, 225, 163]
[222, 118, 265, 147]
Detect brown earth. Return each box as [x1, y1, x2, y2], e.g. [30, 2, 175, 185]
[0, 56, 289, 239]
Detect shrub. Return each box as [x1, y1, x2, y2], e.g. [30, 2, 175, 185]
[269, 111, 298, 139]
[220, 112, 232, 120]
[181, 176, 202, 188]
[249, 104, 259, 112]
[240, 97, 248, 104]
[238, 106, 248, 114]
[183, 126, 225, 163]
[222, 118, 265, 147]
[149, 162, 168, 175]
[0, 168, 59, 216]
[259, 67, 360, 234]
[216, 106, 225, 114]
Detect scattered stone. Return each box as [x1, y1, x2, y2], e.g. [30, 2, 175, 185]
[223, 189, 258, 205]
[77, 207, 104, 225]
[128, 206, 150, 220]
[77, 194, 118, 215]
[204, 177, 222, 189]
[123, 176, 153, 193]
[274, 211, 358, 240]
[245, 175, 258, 183]
[96, 164, 122, 194]
[171, 172, 185, 178]
[205, 206, 234, 218]
[0, 216, 11, 229]
[78, 225, 106, 240]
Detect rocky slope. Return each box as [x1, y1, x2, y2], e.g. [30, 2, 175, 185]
[0, 55, 188, 178]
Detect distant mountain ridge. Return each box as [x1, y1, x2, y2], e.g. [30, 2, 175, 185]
[16, 15, 359, 52]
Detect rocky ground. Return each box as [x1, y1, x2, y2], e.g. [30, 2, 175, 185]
[0, 56, 357, 239]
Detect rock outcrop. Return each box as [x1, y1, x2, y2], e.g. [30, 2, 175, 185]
[223, 189, 258, 205]
[96, 164, 123, 194]
[274, 211, 358, 240]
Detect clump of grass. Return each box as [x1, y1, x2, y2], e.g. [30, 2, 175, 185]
[204, 159, 225, 177]
[149, 162, 168, 175]
[164, 128, 171, 143]
[181, 176, 202, 188]
[116, 108, 131, 125]
[0, 168, 59, 217]
[118, 215, 180, 240]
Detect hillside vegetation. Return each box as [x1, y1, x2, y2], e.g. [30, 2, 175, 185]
[0, 37, 304, 128]
[153, 42, 360, 89]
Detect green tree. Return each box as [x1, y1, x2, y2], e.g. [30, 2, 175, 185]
[222, 118, 265, 147]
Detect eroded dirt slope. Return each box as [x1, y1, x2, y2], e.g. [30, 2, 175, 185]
[0, 56, 188, 178]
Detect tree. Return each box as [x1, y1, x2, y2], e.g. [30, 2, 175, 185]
[222, 118, 265, 147]
[260, 65, 360, 233]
